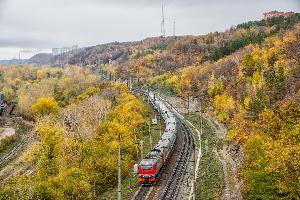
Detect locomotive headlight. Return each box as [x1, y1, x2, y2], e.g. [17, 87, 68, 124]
[140, 175, 154, 178]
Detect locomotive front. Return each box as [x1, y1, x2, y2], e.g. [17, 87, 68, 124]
[137, 159, 157, 184]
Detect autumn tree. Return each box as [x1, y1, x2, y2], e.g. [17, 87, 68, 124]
[32, 97, 59, 117]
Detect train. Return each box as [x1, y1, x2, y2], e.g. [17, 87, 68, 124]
[134, 92, 177, 185]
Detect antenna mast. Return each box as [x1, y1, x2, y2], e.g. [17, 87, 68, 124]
[161, 4, 166, 37]
[173, 20, 176, 36]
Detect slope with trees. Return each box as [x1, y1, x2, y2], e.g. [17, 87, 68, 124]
[0, 66, 149, 199]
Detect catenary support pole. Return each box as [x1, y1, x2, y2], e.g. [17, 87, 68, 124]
[149, 122, 152, 149]
[118, 134, 122, 200]
[140, 140, 144, 161]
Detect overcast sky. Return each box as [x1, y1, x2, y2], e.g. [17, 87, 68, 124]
[0, 0, 299, 59]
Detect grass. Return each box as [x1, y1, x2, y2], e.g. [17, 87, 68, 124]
[97, 173, 138, 200]
[183, 112, 201, 147]
[97, 99, 163, 200]
[184, 112, 224, 200]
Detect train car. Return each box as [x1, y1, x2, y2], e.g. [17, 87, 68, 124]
[135, 92, 177, 185]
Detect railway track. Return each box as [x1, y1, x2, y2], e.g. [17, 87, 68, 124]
[0, 102, 32, 167]
[159, 110, 194, 200]
[0, 102, 16, 119]
[133, 186, 151, 200]
[0, 137, 28, 166]
[132, 91, 195, 200]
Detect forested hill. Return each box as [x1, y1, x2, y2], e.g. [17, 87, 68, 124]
[40, 14, 300, 74]
[96, 13, 300, 199]
[142, 15, 300, 199]
[44, 14, 299, 199]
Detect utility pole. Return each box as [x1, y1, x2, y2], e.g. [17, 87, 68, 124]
[159, 115, 162, 137]
[140, 140, 144, 161]
[93, 161, 96, 200]
[129, 76, 132, 91]
[187, 92, 190, 118]
[118, 134, 122, 200]
[161, 4, 166, 37]
[197, 95, 203, 199]
[147, 87, 150, 105]
[200, 97, 203, 136]
[149, 122, 152, 149]
[134, 129, 139, 159]
[192, 141, 196, 200]
[94, 179, 96, 199]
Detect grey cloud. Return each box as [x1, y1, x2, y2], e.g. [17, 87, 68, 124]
[0, 0, 299, 59]
[0, 0, 5, 16]
[0, 37, 58, 48]
[72, 0, 300, 9]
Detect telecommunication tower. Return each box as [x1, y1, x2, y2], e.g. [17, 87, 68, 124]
[173, 20, 176, 36]
[161, 5, 166, 37]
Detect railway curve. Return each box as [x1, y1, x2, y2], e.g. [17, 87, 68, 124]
[132, 90, 195, 200]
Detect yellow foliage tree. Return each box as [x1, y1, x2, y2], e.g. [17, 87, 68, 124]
[32, 97, 59, 116]
[213, 93, 235, 121]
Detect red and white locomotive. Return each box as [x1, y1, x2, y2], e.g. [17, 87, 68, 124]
[135, 92, 176, 185]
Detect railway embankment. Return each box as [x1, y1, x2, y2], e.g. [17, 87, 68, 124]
[163, 95, 242, 200]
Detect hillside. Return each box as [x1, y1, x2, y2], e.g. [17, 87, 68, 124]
[28, 53, 53, 65]
[0, 13, 299, 200]
[34, 14, 300, 75]
[104, 13, 299, 199]
[44, 13, 299, 199]
[144, 15, 300, 199]
[0, 65, 151, 199]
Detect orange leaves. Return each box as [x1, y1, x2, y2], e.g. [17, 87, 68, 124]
[176, 65, 205, 97]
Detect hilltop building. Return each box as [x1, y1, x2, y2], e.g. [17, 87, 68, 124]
[263, 11, 294, 19]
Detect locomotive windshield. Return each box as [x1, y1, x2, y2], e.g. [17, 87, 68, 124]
[141, 164, 153, 170]
[140, 160, 154, 170]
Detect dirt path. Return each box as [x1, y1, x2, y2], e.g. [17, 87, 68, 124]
[205, 116, 242, 200]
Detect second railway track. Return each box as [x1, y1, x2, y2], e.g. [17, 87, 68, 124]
[159, 110, 194, 200]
